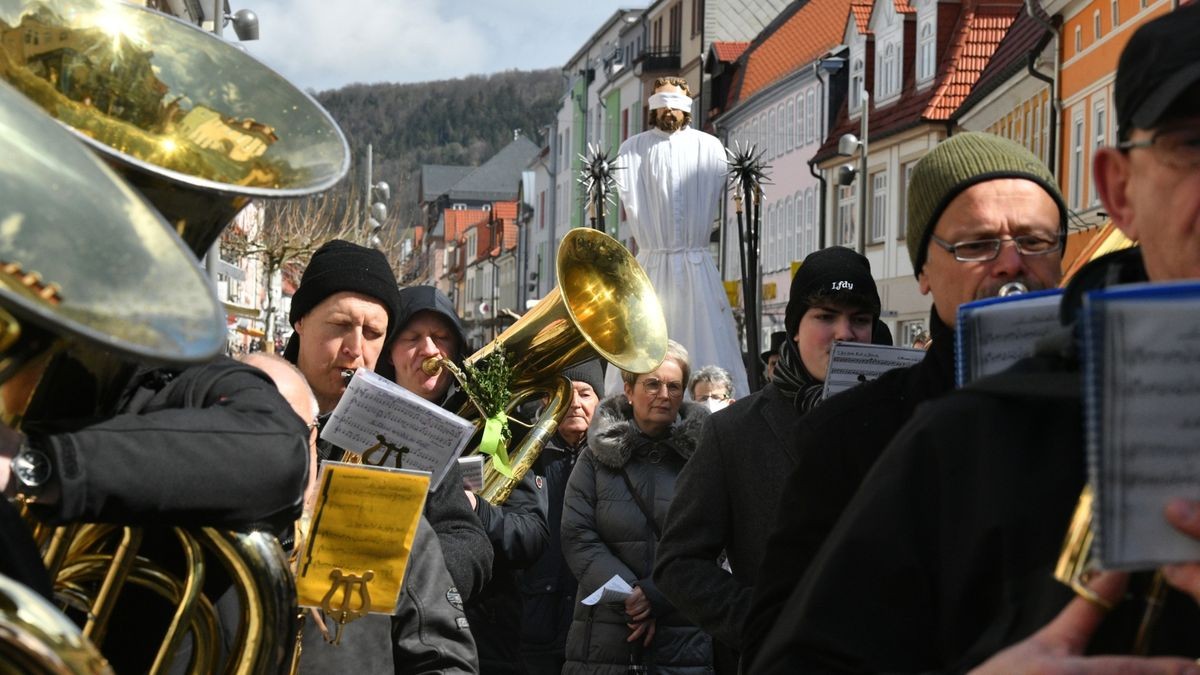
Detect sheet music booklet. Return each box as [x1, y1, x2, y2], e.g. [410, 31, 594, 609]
[821, 342, 926, 400]
[955, 288, 1063, 387]
[321, 369, 475, 491]
[1083, 280, 1200, 569]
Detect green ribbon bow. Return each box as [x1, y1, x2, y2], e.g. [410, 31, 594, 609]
[478, 415, 513, 477]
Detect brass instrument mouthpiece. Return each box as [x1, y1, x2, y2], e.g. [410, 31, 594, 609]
[340, 368, 355, 385]
[998, 281, 1028, 297]
[421, 357, 443, 376]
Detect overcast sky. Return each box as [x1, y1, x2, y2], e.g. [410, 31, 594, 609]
[239, 0, 639, 93]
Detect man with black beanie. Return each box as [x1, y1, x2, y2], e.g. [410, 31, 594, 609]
[285, 244, 486, 674]
[284, 239, 401, 415]
[742, 132, 1067, 668]
[654, 246, 885, 672]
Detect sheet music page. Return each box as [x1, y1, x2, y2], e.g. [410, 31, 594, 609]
[1092, 297, 1200, 569]
[321, 369, 474, 491]
[458, 455, 485, 492]
[295, 462, 429, 614]
[581, 574, 634, 606]
[957, 291, 1062, 386]
[822, 342, 926, 399]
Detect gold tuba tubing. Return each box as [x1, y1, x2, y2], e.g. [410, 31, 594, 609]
[428, 228, 668, 505]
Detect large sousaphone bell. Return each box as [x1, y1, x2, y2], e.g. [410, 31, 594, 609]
[0, 1, 352, 672]
[0, 75, 230, 673]
[431, 228, 668, 504]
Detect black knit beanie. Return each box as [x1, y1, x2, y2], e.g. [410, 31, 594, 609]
[785, 246, 881, 339]
[562, 359, 605, 395]
[283, 240, 400, 363]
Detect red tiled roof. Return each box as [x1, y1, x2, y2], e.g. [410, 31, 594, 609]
[444, 209, 489, 240]
[851, 0, 874, 36]
[713, 41, 750, 63]
[894, 0, 916, 13]
[954, 6, 1055, 118]
[815, 0, 1024, 163]
[925, 2, 1022, 120]
[491, 201, 518, 220]
[734, 0, 857, 103]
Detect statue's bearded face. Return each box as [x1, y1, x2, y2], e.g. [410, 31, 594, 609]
[654, 108, 686, 132]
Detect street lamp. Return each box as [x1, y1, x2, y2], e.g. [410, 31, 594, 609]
[836, 89, 869, 254]
[363, 143, 391, 248]
[210, 1, 260, 41]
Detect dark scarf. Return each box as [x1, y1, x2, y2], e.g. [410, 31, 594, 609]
[770, 337, 825, 413]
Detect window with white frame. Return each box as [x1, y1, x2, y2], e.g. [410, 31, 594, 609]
[804, 187, 816, 255]
[750, 118, 759, 152]
[1024, 109, 1032, 150]
[898, 162, 915, 240]
[806, 90, 816, 142]
[768, 109, 776, 158]
[786, 196, 797, 265]
[787, 99, 795, 150]
[1111, 0, 1119, 26]
[850, 59, 864, 112]
[1092, 101, 1106, 206]
[795, 94, 805, 147]
[838, 183, 856, 246]
[1094, 10, 1102, 39]
[1074, 26, 1082, 54]
[1071, 112, 1085, 209]
[878, 42, 901, 99]
[870, 172, 888, 243]
[918, 22, 936, 83]
[777, 104, 785, 156]
[466, 230, 478, 264]
[1041, 98, 1050, 165]
[1032, 103, 1041, 159]
[759, 113, 767, 150]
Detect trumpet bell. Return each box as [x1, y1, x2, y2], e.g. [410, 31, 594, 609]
[0, 0, 351, 255]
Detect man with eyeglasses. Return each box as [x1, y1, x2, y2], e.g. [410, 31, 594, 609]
[655, 246, 885, 674]
[751, 5, 1200, 672]
[742, 132, 1067, 668]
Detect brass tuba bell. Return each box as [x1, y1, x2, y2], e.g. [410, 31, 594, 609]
[0, 0, 353, 671]
[426, 228, 668, 504]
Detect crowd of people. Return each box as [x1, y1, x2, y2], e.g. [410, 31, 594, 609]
[2, 5, 1200, 673]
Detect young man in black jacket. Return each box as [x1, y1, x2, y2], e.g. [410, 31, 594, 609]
[742, 132, 1068, 664]
[752, 6, 1200, 671]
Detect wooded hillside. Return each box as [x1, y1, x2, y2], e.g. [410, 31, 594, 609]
[315, 69, 563, 231]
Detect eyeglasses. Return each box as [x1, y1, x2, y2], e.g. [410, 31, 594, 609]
[694, 393, 729, 402]
[929, 233, 1064, 262]
[640, 378, 685, 398]
[1117, 127, 1200, 170]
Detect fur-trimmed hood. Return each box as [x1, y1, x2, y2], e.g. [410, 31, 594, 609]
[586, 394, 709, 469]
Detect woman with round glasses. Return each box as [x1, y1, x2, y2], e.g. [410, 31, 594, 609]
[560, 339, 713, 673]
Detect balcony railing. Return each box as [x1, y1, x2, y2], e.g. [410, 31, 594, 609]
[638, 49, 680, 73]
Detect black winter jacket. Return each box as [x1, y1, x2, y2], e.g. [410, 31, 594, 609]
[751, 248, 1200, 672]
[467, 469, 550, 673]
[520, 431, 586, 663]
[653, 382, 806, 653]
[561, 396, 713, 674]
[741, 309, 955, 660]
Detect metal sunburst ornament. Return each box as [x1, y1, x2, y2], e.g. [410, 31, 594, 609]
[578, 143, 620, 233]
[726, 140, 772, 392]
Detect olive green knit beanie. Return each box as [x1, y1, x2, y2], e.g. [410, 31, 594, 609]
[906, 132, 1067, 277]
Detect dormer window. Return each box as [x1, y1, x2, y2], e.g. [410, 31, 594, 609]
[850, 58, 865, 112]
[878, 41, 901, 99]
[918, 21, 935, 83]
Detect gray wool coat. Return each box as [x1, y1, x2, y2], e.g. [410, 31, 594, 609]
[560, 396, 713, 675]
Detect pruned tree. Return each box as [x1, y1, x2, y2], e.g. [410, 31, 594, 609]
[223, 181, 404, 352]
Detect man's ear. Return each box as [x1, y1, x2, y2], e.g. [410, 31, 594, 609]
[293, 317, 305, 337]
[917, 267, 932, 296]
[1093, 147, 1137, 241]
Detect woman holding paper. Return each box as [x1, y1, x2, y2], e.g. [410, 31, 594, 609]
[560, 341, 713, 673]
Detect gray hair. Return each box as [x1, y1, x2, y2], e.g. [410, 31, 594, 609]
[621, 339, 690, 387]
[690, 365, 733, 399]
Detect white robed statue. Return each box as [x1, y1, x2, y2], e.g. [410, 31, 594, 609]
[607, 76, 749, 397]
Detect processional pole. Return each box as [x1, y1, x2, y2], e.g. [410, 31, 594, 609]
[727, 142, 770, 392]
[579, 143, 618, 235]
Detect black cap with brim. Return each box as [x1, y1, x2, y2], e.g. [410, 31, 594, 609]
[1116, 2, 1200, 138]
